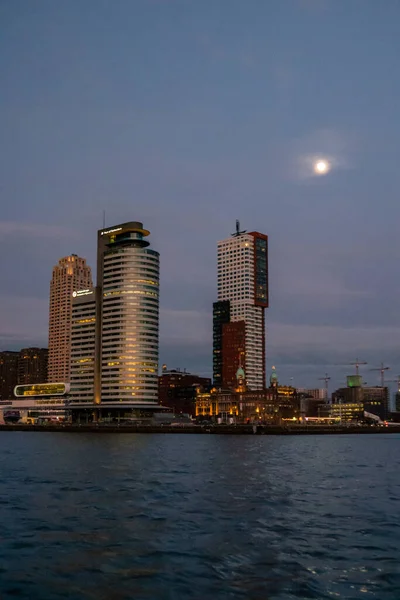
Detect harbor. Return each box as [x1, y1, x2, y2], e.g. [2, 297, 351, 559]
[1, 423, 400, 435]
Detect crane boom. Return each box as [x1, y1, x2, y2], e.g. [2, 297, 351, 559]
[369, 362, 390, 387]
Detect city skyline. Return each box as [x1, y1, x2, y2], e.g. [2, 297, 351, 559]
[2, 1, 400, 390]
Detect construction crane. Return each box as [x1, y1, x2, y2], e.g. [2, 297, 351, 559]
[334, 358, 367, 375]
[318, 373, 331, 402]
[386, 376, 400, 392]
[349, 358, 368, 376]
[369, 362, 390, 387]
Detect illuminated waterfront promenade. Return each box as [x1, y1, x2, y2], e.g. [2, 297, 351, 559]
[1, 423, 400, 435]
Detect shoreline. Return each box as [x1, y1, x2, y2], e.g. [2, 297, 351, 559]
[1, 424, 400, 435]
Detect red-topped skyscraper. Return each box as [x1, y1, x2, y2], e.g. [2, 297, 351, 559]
[213, 221, 268, 390]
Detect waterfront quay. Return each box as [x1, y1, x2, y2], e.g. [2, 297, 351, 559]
[1, 423, 400, 435]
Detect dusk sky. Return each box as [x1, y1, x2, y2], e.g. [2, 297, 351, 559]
[1, 0, 400, 392]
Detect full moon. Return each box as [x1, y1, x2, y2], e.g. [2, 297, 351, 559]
[314, 159, 330, 175]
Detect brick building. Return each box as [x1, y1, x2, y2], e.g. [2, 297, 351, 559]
[158, 367, 211, 416]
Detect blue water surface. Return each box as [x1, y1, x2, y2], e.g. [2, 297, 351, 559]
[0, 432, 399, 599]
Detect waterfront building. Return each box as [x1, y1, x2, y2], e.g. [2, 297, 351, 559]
[158, 366, 211, 416]
[0, 351, 19, 401]
[213, 221, 268, 390]
[327, 402, 364, 423]
[70, 290, 96, 403]
[363, 387, 389, 420]
[48, 255, 93, 383]
[18, 347, 48, 385]
[0, 382, 70, 424]
[96, 221, 159, 405]
[196, 366, 298, 423]
[69, 221, 162, 422]
[332, 381, 389, 421]
[195, 386, 298, 423]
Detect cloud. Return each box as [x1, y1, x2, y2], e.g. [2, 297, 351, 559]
[0, 221, 76, 239]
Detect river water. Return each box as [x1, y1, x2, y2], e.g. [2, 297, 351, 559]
[0, 432, 399, 599]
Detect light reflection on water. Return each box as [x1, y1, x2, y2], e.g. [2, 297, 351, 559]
[0, 432, 400, 599]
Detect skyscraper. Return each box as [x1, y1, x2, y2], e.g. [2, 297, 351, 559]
[70, 221, 160, 413]
[48, 255, 93, 383]
[18, 347, 48, 384]
[96, 222, 159, 404]
[70, 289, 97, 403]
[214, 222, 268, 390]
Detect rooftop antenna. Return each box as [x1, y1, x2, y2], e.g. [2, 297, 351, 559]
[102, 210, 106, 229]
[232, 220, 246, 237]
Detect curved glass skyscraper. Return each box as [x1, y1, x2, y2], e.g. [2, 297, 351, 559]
[96, 222, 160, 404]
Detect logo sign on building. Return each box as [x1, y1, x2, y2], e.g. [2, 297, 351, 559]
[100, 227, 122, 236]
[72, 289, 93, 298]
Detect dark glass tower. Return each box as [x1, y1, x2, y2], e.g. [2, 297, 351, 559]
[212, 300, 230, 387]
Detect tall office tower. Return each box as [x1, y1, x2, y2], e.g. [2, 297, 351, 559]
[214, 221, 268, 390]
[94, 222, 160, 404]
[70, 289, 97, 403]
[18, 347, 48, 384]
[0, 351, 19, 400]
[48, 255, 93, 383]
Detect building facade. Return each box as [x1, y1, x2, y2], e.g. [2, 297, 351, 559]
[0, 351, 19, 400]
[196, 386, 298, 423]
[332, 383, 389, 421]
[214, 222, 268, 390]
[396, 391, 400, 413]
[69, 222, 161, 419]
[197, 366, 298, 423]
[18, 347, 48, 384]
[297, 388, 326, 401]
[212, 300, 230, 387]
[70, 290, 96, 403]
[48, 255, 93, 383]
[96, 221, 159, 405]
[0, 382, 70, 424]
[158, 367, 211, 416]
[221, 321, 246, 389]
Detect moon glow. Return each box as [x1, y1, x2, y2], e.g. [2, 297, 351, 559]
[314, 159, 330, 175]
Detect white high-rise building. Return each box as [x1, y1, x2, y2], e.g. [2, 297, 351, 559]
[70, 289, 96, 403]
[69, 222, 160, 420]
[214, 222, 268, 390]
[98, 222, 159, 404]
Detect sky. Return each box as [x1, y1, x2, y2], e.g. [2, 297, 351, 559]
[1, 0, 400, 394]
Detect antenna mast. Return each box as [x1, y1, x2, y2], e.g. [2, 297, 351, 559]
[232, 220, 247, 237]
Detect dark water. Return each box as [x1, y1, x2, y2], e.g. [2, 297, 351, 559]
[1, 433, 400, 600]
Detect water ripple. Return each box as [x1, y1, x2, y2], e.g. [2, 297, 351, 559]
[0, 433, 400, 599]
